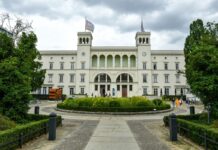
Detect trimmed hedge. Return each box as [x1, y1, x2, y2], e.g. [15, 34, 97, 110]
[57, 97, 171, 112]
[0, 114, 62, 150]
[163, 114, 218, 149]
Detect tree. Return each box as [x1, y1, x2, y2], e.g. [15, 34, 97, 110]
[0, 13, 32, 41]
[184, 19, 218, 115]
[0, 27, 45, 122]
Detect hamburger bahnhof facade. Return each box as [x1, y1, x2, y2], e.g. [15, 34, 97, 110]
[37, 30, 188, 97]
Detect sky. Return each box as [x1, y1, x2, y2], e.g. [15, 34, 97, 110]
[0, 0, 218, 50]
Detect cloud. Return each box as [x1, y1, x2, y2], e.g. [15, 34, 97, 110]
[80, 0, 168, 14]
[0, 0, 218, 50]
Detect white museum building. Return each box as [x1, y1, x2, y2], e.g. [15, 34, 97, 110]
[37, 29, 188, 97]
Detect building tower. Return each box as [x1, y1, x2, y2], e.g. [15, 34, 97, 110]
[135, 20, 152, 95]
[76, 32, 93, 95]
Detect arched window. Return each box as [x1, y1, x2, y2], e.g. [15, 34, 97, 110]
[79, 38, 82, 44]
[146, 38, 149, 44]
[115, 55, 120, 67]
[83, 38, 85, 44]
[107, 55, 113, 68]
[122, 55, 128, 67]
[130, 55, 136, 67]
[139, 38, 142, 44]
[143, 38, 145, 43]
[86, 38, 89, 44]
[99, 55, 105, 68]
[94, 73, 111, 83]
[116, 73, 133, 83]
[92, 55, 97, 67]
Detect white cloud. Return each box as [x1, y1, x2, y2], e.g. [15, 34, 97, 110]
[0, 0, 217, 50]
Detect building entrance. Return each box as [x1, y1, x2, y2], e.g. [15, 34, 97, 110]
[100, 85, 106, 97]
[122, 85, 127, 97]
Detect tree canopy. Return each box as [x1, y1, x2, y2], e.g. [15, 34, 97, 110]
[0, 31, 45, 122]
[184, 19, 218, 108]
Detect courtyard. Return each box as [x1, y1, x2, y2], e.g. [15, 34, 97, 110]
[17, 100, 204, 150]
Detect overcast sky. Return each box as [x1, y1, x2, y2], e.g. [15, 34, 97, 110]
[0, 0, 218, 50]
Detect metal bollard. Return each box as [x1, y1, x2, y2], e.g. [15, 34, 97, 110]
[190, 106, 195, 115]
[169, 113, 177, 141]
[34, 106, 40, 115]
[48, 112, 57, 140]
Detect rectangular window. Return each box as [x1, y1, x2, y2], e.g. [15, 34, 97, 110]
[164, 63, 168, 70]
[70, 74, 75, 83]
[69, 87, 75, 95]
[153, 63, 157, 70]
[153, 88, 158, 96]
[81, 88, 85, 94]
[107, 85, 110, 91]
[143, 74, 147, 83]
[81, 62, 85, 69]
[59, 74, 64, 83]
[48, 74, 53, 83]
[43, 87, 47, 95]
[164, 87, 170, 96]
[71, 62, 75, 70]
[176, 74, 180, 83]
[95, 85, 98, 91]
[165, 74, 169, 83]
[175, 63, 179, 70]
[80, 74, 85, 82]
[143, 62, 146, 70]
[49, 62, 53, 70]
[60, 62, 64, 70]
[129, 85, 132, 91]
[153, 74, 158, 83]
[117, 85, 120, 91]
[143, 87, 147, 95]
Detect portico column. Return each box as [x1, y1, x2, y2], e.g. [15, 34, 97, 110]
[121, 56, 123, 68]
[97, 55, 100, 68]
[128, 56, 130, 68]
[113, 55, 115, 68]
[105, 55, 107, 68]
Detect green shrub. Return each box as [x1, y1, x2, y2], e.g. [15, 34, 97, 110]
[0, 114, 62, 150]
[163, 114, 218, 149]
[57, 97, 170, 112]
[109, 100, 121, 108]
[0, 115, 16, 131]
[152, 99, 163, 106]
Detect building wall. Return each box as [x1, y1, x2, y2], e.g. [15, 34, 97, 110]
[37, 31, 188, 97]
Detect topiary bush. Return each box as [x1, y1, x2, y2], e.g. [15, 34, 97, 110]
[152, 99, 163, 106]
[57, 97, 170, 112]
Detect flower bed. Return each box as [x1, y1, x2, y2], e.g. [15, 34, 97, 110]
[57, 97, 170, 112]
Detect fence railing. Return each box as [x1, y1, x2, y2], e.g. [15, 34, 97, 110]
[0, 116, 62, 150]
[177, 123, 218, 150]
[0, 122, 48, 149]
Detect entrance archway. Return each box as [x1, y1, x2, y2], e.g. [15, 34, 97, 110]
[94, 73, 111, 97]
[116, 73, 133, 97]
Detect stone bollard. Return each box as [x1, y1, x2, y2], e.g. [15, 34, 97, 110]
[169, 113, 177, 141]
[190, 106, 195, 115]
[48, 112, 57, 140]
[34, 106, 40, 115]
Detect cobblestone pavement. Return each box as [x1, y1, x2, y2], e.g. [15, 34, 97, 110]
[22, 101, 204, 150]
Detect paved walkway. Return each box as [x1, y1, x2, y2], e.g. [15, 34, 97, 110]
[24, 101, 204, 150]
[85, 118, 140, 150]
